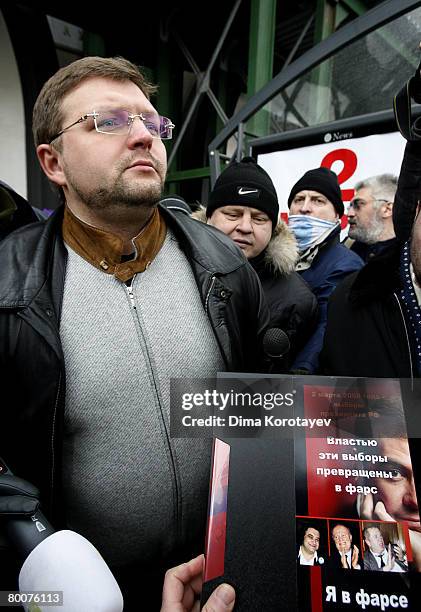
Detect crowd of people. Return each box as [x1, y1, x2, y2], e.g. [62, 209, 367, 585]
[0, 53, 421, 610]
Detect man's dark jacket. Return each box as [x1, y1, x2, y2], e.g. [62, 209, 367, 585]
[0, 204, 269, 526]
[320, 141, 421, 379]
[325, 548, 360, 570]
[193, 208, 318, 368]
[292, 229, 363, 373]
[349, 237, 397, 263]
[320, 243, 412, 378]
[363, 547, 407, 572]
[0, 181, 46, 241]
[249, 224, 318, 368]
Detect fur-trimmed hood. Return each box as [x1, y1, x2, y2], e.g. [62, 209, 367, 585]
[193, 206, 298, 276]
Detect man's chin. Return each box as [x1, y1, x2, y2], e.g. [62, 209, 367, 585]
[348, 229, 361, 241]
[123, 185, 163, 207]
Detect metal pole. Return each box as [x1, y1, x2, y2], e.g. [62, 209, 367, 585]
[168, 0, 242, 168]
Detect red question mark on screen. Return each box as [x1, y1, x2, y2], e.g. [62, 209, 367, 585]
[321, 148, 357, 228]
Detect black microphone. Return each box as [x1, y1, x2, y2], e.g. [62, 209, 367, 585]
[0, 459, 54, 558]
[263, 328, 290, 373]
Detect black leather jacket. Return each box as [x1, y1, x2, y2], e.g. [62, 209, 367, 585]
[320, 243, 412, 378]
[0, 204, 269, 524]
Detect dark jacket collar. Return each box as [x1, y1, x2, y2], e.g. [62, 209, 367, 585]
[158, 204, 247, 274]
[351, 237, 397, 262]
[0, 181, 40, 241]
[0, 203, 246, 308]
[348, 242, 402, 306]
[0, 206, 64, 308]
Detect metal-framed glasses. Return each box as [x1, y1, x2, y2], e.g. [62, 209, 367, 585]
[48, 109, 175, 144]
[349, 198, 389, 211]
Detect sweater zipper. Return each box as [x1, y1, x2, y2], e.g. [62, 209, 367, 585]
[126, 274, 138, 308]
[126, 279, 136, 309]
[124, 275, 181, 540]
[393, 292, 414, 383]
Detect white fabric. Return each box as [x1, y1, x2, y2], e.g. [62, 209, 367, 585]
[373, 549, 405, 572]
[298, 547, 318, 565]
[288, 215, 338, 253]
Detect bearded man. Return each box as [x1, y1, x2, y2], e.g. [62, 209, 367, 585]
[346, 174, 397, 262]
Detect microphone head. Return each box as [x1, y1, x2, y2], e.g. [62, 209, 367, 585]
[19, 530, 123, 611]
[263, 327, 290, 358]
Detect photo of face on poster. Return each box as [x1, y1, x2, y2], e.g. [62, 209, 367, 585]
[297, 518, 328, 567]
[295, 377, 421, 571]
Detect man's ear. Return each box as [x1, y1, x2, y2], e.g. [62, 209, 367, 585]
[36, 144, 66, 187]
[382, 201, 393, 219]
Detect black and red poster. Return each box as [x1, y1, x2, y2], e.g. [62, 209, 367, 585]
[200, 375, 421, 611]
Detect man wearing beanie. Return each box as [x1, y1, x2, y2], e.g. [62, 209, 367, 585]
[287, 166, 363, 374]
[201, 157, 318, 369]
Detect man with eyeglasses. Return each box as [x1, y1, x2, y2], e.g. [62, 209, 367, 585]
[320, 52, 421, 380]
[0, 56, 269, 609]
[345, 174, 397, 262]
[286, 167, 363, 374]
[320, 136, 421, 378]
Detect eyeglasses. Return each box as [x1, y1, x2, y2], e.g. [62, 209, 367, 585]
[348, 198, 389, 211]
[49, 109, 175, 144]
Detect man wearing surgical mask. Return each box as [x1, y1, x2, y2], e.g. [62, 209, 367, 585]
[287, 167, 363, 374]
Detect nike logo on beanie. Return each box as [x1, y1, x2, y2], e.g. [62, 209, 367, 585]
[238, 187, 260, 196]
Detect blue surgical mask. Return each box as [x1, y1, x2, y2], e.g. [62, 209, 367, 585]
[288, 215, 338, 252]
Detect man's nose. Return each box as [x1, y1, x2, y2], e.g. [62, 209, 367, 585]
[236, 214, 253, 232]
[347, 206, 356, 219]
[299, 197, 313, 213]
[403, 481, 419, 510]
[126, 117, 154, 148]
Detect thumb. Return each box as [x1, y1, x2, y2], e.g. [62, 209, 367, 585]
[202, 584, 235, 612]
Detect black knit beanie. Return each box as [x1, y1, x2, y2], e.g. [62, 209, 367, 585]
[287, 167, 344, 217]
[206, 157, 279, 227]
